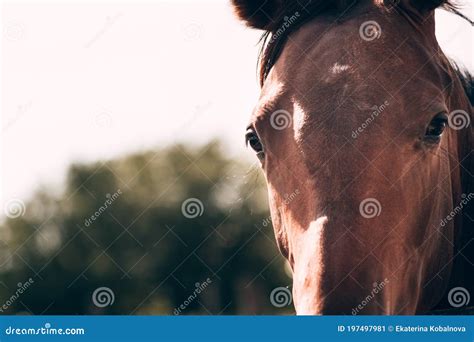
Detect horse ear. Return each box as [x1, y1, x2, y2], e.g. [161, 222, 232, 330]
[230, 0, 284, 30]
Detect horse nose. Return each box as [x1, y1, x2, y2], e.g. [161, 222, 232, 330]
[291, 216, 328, 314]
[291, 214, 388, 315]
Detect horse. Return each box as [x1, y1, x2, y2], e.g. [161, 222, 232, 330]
[232, 0, 473, 314]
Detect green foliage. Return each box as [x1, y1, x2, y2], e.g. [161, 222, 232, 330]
[0, 142, 292, 315]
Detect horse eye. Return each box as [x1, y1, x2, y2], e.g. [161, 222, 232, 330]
[245, 129, 264, 155]
[425, 113, 448, 141]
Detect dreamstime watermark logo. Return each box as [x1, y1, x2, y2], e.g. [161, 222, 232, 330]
[3, 22, 25, 41]
[259, 189, 300, 229]
[359, 21, 381, 41]
[3, 100, 32, 132]
[182, 22, 203, 41]
[270, 286, 292, 308]
[440, 193, 473, 228]
[180, 101, 212, 131]
[270, 109, 292, 130]
[94, 112, 113, 128]
[174, 277, 213, 315]
[282, 189, 300, 206]
[448, 109, 470, 130]
[359, 198, 382, 218]
[5, 323, 85, 336]
[269, 11, 300, 43]
[352, 100, 389, 139]
[352, 278, 389, 315]
[92, 287, 115, 308]
[3, 199, 26, 219]
[84, 13, 122, 48]
[0, 278, 35, 313]
[84, 189, 122, 227]
[181, 198, 204, 218]
[448, 287, 470, 308]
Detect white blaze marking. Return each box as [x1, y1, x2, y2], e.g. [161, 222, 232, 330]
[293, 101, 306, 142]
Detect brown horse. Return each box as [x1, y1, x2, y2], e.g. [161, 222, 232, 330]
[232, 0, 473, 314]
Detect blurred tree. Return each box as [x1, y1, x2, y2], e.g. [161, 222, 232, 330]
[0, 141, 292, 315]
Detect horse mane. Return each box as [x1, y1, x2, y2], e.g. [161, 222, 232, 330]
[256, 0, 463, 86]
[453, 65, 473, 105]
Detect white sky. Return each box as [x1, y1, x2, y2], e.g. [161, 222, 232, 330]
[1, 1, 472, 209]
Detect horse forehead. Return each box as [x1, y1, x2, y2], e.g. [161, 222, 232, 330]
[271, 27, 439, 111]
[258, 11, 445, 125]
[270, 26, 366, 99]
[275, 11, 413, 83]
